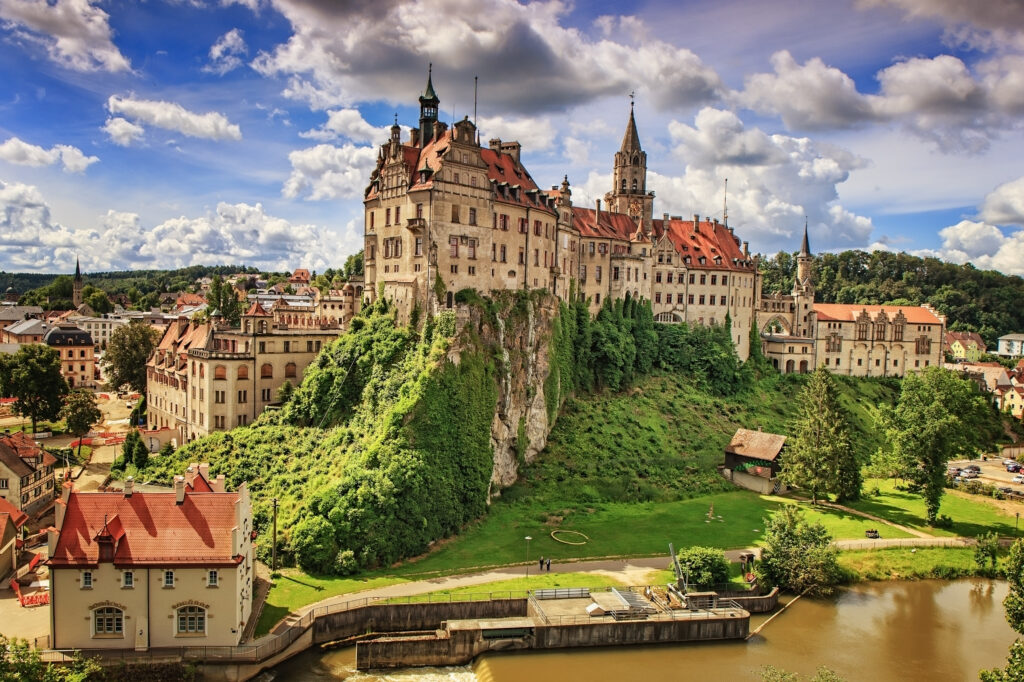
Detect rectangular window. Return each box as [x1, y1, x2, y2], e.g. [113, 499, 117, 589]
[655, 293, 661, 303]
[0, 479, 7, 489]
[238, 390, 247, 403]
[700, 275, 706, 284]
[468, 239, 477, 259]
[451, 205, 460, 223]
[385, 208, 391, 226]
[519, 217, 527, 233]
[589, 242, 595, 255]
[656, 272, 662, 283]
[519, 247, 525, 265]
[394, 206, 401, 224]
[689, 274, 695, 284]
[261, 388, 271, 401]
[492, 243, 497, 261]
[711, 275, 717, 285]
[415, 237, 423, 256]
[667, 273, 673, 284]
[208, 570, 219, 587]
[450, 264, 458, 274]
[468, 208, 477, 225]
[416, 203, 423, 219]
[449, 236, 459, 258]
[613, 267, 620, 281]
[595, 266, 602, 282]
[500, 245, 507, 263]
[699, 295, 705, 305]
[721, 275, 728, 286]
[82, 571, 93, 589]
[370, 211, 375, 228]
[534, 249, 539, 266]
[666, 294, 673, 304]
[123, 571, 134, 588]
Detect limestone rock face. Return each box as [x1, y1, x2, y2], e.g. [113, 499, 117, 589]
[451, 293, 559, 494]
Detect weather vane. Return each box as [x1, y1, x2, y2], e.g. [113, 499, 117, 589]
[629, 90, 635, 109]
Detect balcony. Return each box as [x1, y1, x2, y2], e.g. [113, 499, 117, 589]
[405, 217, 426, 232]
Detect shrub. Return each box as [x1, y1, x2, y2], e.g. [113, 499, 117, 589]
[292, 516, 337, 574]
[675, 546, 730, 588]
[334, 549, 359, 576]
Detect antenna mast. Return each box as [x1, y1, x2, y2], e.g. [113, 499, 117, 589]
[723, 178, 729, 228]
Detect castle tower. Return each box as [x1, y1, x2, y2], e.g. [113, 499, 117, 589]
[605, 100, 653, 234]
[72, 257, 83, 308]
[791, 222, 815, 337]
[418, 64, 439, 147]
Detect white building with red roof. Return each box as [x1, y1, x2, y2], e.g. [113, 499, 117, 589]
[47, 464, 253, 650]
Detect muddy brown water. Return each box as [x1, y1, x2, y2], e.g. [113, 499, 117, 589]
[270, 580, 1016, 681]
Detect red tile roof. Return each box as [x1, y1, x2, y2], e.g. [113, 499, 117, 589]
[49, 488, 243, 568]
[244, 301, 271, 317]
[813, 304, 943, 325]
[945, 330, 986, 351]
[0, 495, 28, 529]
[572, 207, 644, 241]
[0, 433, 55, 469]
[652, 218, 753, 272]
[176, 293, 206, 307]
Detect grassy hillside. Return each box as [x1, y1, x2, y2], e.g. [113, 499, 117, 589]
[509, 370, 899, 505]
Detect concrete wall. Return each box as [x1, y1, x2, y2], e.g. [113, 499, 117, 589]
[533, 616, 748, 649]
[313, 599, 528, 645]
[721, 468, 785, 495]
[720, 587, 780, 614]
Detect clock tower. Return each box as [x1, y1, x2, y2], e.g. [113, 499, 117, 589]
[606, 99, 653, 235]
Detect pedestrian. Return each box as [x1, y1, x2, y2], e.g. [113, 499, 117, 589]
[539, 557, 544, 570]
[546, 558, 551, 572]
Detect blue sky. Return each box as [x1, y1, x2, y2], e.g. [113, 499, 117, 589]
[1, 0, 1024, 275]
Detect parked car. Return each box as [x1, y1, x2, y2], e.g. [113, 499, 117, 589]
[965, 464, 982, 473]
[1005, 459, 1017, 467]
[999, 487, 1014, 495]
[960, 470, 979, 479]
[1007, 463, 1022, 473]
[1013, 474, 1024, 484]
[948, 466, 962, 476]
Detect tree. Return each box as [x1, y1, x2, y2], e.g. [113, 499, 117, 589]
[757, 504, 842, 596]
[277, 380, 294, 404]
[101, 322, 160, 393]
[975, 531, 1000, 574]
[0, 635, 100, 681]
[343, 250, 364, 279]
[981, 539, 1024, 680]
[60, 390, 101, 462]
[292, 516, 338, 574]
[880, 366, 990, 524]
[675, 546, 730, 588]
[0, 353, 11, 397]
[782, 366, 860, 503]
[8, 344, 68, 434]
[205, 274, 242, 326]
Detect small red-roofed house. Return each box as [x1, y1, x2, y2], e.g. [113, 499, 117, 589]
[46, 465, 253, 650]
[0, 495, 28, 580]
[0, 431, 56, 515]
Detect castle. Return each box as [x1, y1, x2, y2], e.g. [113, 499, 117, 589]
[362, 70, 944, 374]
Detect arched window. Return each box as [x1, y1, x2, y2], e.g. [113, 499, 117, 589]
[214, 365, 226, 380]
[261, 363, 273, 378]
[176, 605, 206, 634]
[237, 366, 248, 380]
[285, 363, 297, 378]
[620, 178, 626, 191]
[94, 606, 123, 636]
[258, 320, 268, 334]
[631, 178, 638, 191]
[632, 155, 639, 166]
[446, 291, 454, 309]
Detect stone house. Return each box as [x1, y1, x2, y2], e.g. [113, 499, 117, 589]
[44, 323, 96, 388]
[46, 465, 254, 650]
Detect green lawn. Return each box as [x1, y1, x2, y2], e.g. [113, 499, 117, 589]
[388, 573, 626, 603]
[839, 547, 988, 581]
[849, 478, 1021, 538]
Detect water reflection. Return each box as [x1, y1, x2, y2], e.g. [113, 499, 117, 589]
[272, 580, 1016, 681]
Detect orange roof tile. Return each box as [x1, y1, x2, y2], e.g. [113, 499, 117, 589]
[0, 495, 28, 528]
[572, 207, 642, 241]
[50, 489, 242, 567]
[244, 301, 271, 317]
[813, 304, 943, 325]
[652, 219, 752, 272]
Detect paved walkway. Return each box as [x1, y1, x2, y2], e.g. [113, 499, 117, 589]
[790, 495, 934, 539]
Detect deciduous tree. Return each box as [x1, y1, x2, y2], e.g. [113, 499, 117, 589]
[9, 344, 67, 434]
[981, 539, 1024, 680]
[60, 390, 102, 461]
[881, 366, 989, 524]
[205, 274, 242, 326]
[101, 322, 160, 393]
[757, 504, 841, 596]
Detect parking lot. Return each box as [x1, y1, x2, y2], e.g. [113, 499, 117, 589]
[950, 457, 1024, 496]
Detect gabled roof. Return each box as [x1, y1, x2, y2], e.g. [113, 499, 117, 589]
[725, 428, 786, 462]
[244, 301, 271, 317]
[49, 487, 244, 568]
[0, 306, 43, 322]
[0, 432, 56, 468]
[572, 207, 642, 241]
[946, 330, 986, 350]
[813, 304, 943, 325]
[0, 442, 32, 477]
[3, 318, 49, 336]
[652, 218, 753, 272]
[0, 496, 28, 529]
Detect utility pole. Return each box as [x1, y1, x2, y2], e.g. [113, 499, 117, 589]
[272, 497, 278, 572]
[525, 535, 532, 578]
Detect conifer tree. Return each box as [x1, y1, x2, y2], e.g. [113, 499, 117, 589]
[782, 366, 858, 503]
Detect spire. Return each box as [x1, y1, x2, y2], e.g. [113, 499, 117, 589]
[74, 257, 82, 282]
[800, 217, 810, 256]
[421, 63, 438, 105]
[620, 101, 642, 153]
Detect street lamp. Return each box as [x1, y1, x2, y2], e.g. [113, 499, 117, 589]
[524, 536, 532, 578]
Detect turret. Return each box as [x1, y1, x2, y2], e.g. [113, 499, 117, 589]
[418, 64, 439, 147]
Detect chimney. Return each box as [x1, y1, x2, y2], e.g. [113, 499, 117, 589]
[198, 462, 210, 483]
[693, 214, 699, 233]
[213, 474, 226, 493]
[489, 138, 502, 151]
[124, 476, 133, 497]
[176, 317, 188, 335]
[174, 475, 186, 504]
[47, 526, 59, 558]
[410, 127, 420, 147]
[743, 241, 749, 257]
[596, 199, 601, 224]
[663, 213, 669, 223]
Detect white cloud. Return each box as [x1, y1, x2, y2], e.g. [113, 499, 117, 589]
[300, 108, 389, 144]
[0, 0, 130, 72]
[859, 0, 1024, 51]
[0, 136, 98, 172]
[102, 117, 145, 146]
[478, 115, 556, 152]
[0, 180, 342, 271]
[204, 27, 247, 75]
[107, 95, 242, 141]
[926, 219, 1024, 275]
[563, 137, 590, 166]
[283, 143, 378, 200]
[981, 176, 1024, 225]
[252, 0, 723, 115]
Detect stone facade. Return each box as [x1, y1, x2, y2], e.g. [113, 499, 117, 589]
[363, 74, 760, 359]
[44, 323, 96, 388]
[0, 432, 56, 516]
[146, 304, 342, 445]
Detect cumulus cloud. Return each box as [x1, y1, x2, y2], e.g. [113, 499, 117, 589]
[921, 219, 1024, 275]
[283, 143, 378, 200]
[738, 50, 1024, 152]
[859, 0, 1024, 51]
[0, 180, 343, 271]
[0, 136, 98, 172]
[0, 0, 130, 72]
[575, 108, 874, 253]
[478, 115, 556, 151]
[981, 175, 1024, 225]
[251, 0, 723, 115]
[102, 117, 145, 146]
[300, 108, 390, 144]
[204, 27, 247, 75]
[107, 95, 242, 141]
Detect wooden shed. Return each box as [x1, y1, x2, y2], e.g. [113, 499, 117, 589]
[721, 428, 787, 494]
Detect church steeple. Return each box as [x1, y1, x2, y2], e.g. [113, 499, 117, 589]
[799, 221, 810, 257]
[418, 63, 439, 147]
[792, 218, 815, 337]
[606, 96, 653, 233]
[72, 256, 83, 307]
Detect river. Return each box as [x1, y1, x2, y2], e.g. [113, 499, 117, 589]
[271, 580, 1017, 681]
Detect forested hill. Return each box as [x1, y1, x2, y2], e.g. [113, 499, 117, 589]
[759, 249, 1024, 345]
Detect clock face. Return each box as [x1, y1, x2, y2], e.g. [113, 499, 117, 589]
[629, 199, 642, 217]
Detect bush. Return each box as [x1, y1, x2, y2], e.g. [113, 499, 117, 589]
[292, 516, 337, 574]
[334, 549, 359, 575]
[757, 505, 842, 596]
[675, 546, 730, 588]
